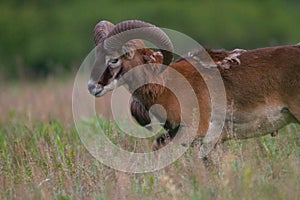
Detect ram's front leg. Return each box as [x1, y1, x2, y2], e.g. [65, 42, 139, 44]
[130, 96, 181, 151]
[151, 95, 182, 150]
[152, 121, 180, 151]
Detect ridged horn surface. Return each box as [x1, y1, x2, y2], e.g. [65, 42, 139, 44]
[104, 20, 174, 65]
[93, 20, 115, 46]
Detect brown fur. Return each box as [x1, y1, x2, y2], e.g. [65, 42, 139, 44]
[130, 45, 300, 150]
[92, 43, 300, 151]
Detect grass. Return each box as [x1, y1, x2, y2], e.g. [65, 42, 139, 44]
[0, 79, 299, 199]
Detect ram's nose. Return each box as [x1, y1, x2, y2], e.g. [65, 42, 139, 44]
[88, 80, 103, 97]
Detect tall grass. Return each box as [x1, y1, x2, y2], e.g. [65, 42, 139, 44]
[0, 79, 299, 199]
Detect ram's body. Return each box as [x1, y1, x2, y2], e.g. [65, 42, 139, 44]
[88, 20, 300, 151]
[127, 44, 300, 149]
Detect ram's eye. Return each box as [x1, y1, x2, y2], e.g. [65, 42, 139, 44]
[110, 58, 119, 64]
[108, 58, 120, 69]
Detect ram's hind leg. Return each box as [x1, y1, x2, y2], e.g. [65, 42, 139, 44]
[286, 97, 300, 124]
[289, 107, 300, 124]
[201, 141, 226, 175]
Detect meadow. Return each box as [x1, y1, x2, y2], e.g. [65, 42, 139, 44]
[0, 78, 299, 200]
[1, 1, 300, 199]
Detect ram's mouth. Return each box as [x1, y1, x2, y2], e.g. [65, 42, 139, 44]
[115, 67, 124, 79]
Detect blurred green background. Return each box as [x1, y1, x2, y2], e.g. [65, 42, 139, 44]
[1, 0, 299, 80]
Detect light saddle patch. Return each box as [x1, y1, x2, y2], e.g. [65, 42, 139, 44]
[187, 49, 247, 69]
[186, 51, 218, 68]
[216, 49, 247, 69]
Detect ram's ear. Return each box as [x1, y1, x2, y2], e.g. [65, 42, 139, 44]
[143, 50, 163, 64]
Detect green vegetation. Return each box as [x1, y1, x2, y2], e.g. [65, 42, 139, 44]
[0, 114, 299, 199]
[0, 79, 299, 199]
[1, 0, 300, 78]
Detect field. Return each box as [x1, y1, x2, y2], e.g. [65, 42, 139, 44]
[1, 0, 300, 199]
[0, 78, 299, 200]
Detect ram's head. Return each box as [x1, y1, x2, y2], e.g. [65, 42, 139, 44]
[88, 20, 174, 97]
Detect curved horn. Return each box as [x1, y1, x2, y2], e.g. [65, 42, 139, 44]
[103, 20, 174, 66]
[93, 20, 115, 46]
